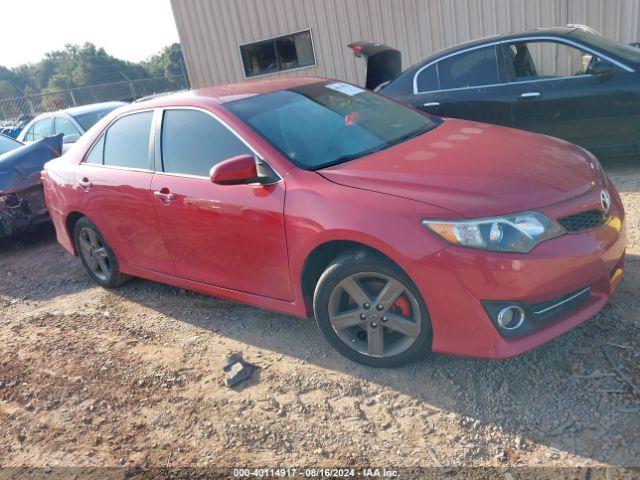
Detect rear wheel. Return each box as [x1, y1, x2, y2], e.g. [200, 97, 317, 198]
[73, 217, 130, 288]
[313, 251, 431, 367]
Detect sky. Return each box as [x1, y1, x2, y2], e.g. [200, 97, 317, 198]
[1, 0, 179, 68]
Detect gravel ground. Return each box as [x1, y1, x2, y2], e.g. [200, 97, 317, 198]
[0, 158, 638, 477]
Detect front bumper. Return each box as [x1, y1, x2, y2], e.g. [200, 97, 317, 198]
[407, 190, 626, 359]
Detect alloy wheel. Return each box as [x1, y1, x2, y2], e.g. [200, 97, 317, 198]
[327, 272, 422, 358]
[78, 227, 111, 282]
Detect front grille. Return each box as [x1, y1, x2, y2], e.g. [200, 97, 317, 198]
[558, 209, 607, 233]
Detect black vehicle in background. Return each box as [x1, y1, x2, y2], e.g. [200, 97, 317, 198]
[350, 27, 640, 159]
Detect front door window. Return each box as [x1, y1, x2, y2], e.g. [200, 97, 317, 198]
[501, 40, 623, 82]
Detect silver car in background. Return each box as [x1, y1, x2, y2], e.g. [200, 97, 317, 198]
[17, 101, 127, 152]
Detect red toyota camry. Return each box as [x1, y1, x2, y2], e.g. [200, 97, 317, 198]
[42, 77, 626, 367]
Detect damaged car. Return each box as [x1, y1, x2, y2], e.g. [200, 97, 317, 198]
[349, 26, 640, 158]
[0, 134, 62, 237]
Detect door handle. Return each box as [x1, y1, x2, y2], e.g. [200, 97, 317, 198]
[153, 189, 175, 205]
[520, 92, 541, 99]
[78, 177, 92, 191]
[423, 101, 441, 107]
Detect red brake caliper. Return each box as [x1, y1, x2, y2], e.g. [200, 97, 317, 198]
[393, 295, 411, 317]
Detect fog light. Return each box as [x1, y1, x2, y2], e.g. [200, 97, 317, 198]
[496, 305, 525, 330]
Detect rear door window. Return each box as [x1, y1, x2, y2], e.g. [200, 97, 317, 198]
[103, 111, 153, 169]
[161, 109, 252, 177]
[438, 46, 499, 89]
[415, 64, 439, 92]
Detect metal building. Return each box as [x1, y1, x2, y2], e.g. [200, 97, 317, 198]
[170, 0, 640, 89]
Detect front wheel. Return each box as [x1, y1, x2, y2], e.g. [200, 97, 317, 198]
[73, 217, 130, 288]
[313, 251, 432, 367]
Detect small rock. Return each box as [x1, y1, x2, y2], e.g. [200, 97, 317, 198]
[224, 361, 254, 387]
[222, 352, 244, 372]
[223, 352, 255, 387]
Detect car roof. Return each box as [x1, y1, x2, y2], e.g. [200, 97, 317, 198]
[396, 26, 636, 82]
[29, 101, 128, 123]
[422, 27, 581, 60]
[137, 77, 327, 108]
[62, 101, 128, 117]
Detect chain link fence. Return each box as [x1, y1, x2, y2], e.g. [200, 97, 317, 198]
[0, 75, 189, 123]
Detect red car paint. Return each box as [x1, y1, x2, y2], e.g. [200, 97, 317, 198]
[41, 77, 626, 359]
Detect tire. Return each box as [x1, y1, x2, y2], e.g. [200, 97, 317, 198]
[313, 250, 432, 367]
[73, 217, 130, 288]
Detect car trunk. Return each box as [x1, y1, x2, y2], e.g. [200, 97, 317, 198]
[347, 42, 402, 91]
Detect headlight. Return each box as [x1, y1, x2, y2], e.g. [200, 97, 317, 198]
[422, 211, 564, 253]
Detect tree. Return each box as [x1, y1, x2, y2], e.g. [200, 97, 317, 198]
[0, 42, 186, 98]
[146, 43, 187, 78]
[0, 80, 17, 99]
[0, 65, 22, 97]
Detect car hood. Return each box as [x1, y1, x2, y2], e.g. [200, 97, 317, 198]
[0, 134, 63, 194]
[318, 119, 603, 218]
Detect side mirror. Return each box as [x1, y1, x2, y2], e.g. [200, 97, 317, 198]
[63, 133, 80, 144]
[590, 61, 614, 76]
[210, 154, 259, 185]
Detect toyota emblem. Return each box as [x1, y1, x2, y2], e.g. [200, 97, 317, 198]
[600, 190, 611, 213]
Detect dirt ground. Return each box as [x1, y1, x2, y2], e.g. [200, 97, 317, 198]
[0, 158, 638, 478]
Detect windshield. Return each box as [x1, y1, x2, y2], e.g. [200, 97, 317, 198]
[0, 134, 21, 155]
[574, 31, 640, 65]
[71, 105, 122, 131]
[225, 81, 440, 170]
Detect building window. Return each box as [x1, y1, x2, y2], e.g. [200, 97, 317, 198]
[240, 29, 316, 78]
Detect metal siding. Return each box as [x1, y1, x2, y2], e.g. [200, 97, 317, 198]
[170, 0, 640, 88]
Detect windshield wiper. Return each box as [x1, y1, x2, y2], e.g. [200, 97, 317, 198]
[392, 125, 432, 144]
[311, 125, 433, 171]
[311, 142, 393, 170]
